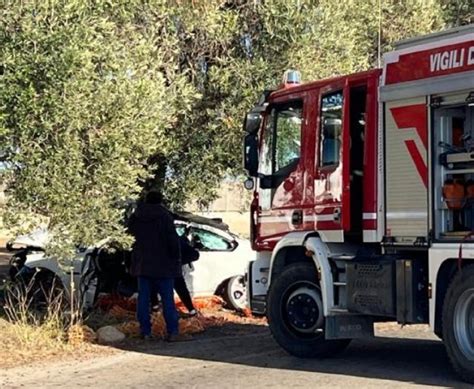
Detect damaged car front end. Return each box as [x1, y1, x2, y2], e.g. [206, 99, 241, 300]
[6, 213, 254, 312]
[6, 229, 107, 310]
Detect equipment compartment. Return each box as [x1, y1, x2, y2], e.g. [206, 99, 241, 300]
[433, 91, 474, 240]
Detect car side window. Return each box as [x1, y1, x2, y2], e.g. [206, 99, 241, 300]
[190, 228, 231, 251]
[175, 225, 186, 237]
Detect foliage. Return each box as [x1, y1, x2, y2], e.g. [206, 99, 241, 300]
[440, 0, 473, 27]
[0, 0, 197, 257]
[0, 0, 470, 257]
[158, 0, 446, 186]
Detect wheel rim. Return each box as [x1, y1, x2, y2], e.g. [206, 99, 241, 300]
[282, 281, 324, 338]
[229, 276, 247, 309]
[454, 288, 474, 361]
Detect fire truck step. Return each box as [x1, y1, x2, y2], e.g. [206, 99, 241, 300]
[329, 254, 356, 261]
[329, 307, 349, 314]
[325, 315, 374, 339]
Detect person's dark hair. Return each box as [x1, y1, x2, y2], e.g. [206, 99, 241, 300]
[145, 190, 163, 204]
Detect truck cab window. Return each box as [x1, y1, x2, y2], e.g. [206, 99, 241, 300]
[260, 109, 275, 176]
[320, 92, 343, 167]
[274, 104, 302, 173]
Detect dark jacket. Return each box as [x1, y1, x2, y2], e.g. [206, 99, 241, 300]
[179, 235, 200, 265]
[128, 203, 181, 279]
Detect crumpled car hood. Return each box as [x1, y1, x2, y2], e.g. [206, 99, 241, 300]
[9, 228, 50, 249]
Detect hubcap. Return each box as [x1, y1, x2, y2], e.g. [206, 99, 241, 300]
[229, 276, 247, 309]
[285, 285, 323, 334]
[454, 288, 474, 361]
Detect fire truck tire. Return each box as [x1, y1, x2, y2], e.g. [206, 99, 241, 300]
[442, 265, 474, 384]
[267, 262, 351, 358]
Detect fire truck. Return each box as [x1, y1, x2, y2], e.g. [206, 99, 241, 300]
[243, 25, 474, 382]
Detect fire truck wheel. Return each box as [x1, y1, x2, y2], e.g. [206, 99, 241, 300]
[442, 265, 474, 384]
[267, 262, 351, 358]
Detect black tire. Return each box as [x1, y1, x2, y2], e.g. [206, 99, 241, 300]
[442, 265, 474, 384]
[8, 269, 66, 313]
[267, 262, 351, 358]
[223, 275, 247, 311]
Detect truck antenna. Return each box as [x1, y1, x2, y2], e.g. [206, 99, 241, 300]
[378, 0, 382, 68]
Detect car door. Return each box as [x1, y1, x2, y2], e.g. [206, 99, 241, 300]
[183, 226, 239, 296]
[256, 94, 310, 249]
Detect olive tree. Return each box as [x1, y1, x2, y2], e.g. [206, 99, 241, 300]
[0, 0, 197, 257]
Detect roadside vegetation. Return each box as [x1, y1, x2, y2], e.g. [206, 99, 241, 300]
[0, 278, 105, 369]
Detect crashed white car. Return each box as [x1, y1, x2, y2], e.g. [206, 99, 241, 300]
[6, 214, 253, 311]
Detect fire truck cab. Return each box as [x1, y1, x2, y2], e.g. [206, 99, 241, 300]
[243, 25, 474, 383]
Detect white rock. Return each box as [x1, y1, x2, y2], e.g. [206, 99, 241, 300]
[97, 326, 126, 344]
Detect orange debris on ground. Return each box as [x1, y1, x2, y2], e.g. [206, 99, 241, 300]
[108, 305, 136, 320]
[68, 324, 98, 346]
[116, 308, 224, 338]
[102, 295, 265, 338]
[175, 295, 224, 311]
[96, 294, 137, 312]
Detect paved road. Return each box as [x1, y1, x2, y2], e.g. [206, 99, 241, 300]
[0, 324, 469, 388]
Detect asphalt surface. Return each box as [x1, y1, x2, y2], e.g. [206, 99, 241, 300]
[0, 323, 470, 388]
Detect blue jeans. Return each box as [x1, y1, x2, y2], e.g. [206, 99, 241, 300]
[137, 276, 178, 336]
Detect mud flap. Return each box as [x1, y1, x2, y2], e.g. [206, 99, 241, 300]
[325, 315, 374, 339]
[248, 258, 270, 315]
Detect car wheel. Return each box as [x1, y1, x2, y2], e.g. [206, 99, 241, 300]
[6, 269, 66, 313]
[223, 275, 247, 311]
[442, 265, 474, 384]
[267, 262, 351, 358]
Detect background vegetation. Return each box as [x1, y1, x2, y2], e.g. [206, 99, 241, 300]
[0, 0, 472, 256]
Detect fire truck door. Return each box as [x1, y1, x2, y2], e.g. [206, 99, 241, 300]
[314, 89, 346, 241]
[256, 96, 308, 248]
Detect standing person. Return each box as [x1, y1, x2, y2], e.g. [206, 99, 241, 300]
[175, 234, 200, 316]
[128, 191, 187, 342]
[150, 233, 200, 316]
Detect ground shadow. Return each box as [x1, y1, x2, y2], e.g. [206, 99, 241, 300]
[115, 322, 468, 388]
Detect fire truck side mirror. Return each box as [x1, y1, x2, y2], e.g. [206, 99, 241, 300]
[243, 132, 258, 177]
[244, 111, 261, 133]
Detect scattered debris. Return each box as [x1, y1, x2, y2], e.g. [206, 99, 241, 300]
[99, 294, 266, 339]
[68, 324, 97, 346]
[97, 325, 126, 344]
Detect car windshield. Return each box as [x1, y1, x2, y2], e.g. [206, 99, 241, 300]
[191, 228, 231, 251]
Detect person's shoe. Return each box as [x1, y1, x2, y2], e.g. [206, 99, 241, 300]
[178, 309, 200, 319]
[166, 333, 193, 342]
[178, 310, 191, 319]
[141, 334, 156, 341]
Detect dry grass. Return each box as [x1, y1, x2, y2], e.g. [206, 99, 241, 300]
[0, 317, 111, 369]
[0, 277, 110, 369]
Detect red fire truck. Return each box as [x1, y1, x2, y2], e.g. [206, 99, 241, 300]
[243, 25, 474, 382]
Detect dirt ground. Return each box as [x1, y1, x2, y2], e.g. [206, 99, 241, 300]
[0, 320, 470, 389]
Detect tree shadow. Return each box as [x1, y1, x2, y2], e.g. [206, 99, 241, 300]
[116, 322, 468, 388]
